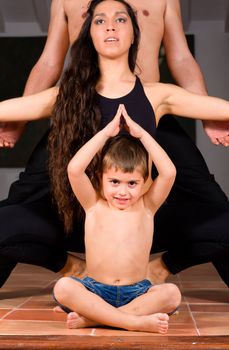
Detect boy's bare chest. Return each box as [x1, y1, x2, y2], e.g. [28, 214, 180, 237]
[85, 207, 154, 261]
[86, 205, 153, 240]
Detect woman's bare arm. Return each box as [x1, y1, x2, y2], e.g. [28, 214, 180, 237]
[146, 83, 229, 129]
[0, 87, 58, 122]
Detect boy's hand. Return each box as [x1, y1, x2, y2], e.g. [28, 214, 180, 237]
[121, 105, 143, 138]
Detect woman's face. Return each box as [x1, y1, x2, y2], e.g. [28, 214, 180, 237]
[90, 0, 134, 60]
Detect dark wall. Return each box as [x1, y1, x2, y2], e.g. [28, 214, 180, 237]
[0, 36, 49, 167]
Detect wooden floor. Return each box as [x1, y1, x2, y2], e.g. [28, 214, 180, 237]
[0, 260, 228, 349]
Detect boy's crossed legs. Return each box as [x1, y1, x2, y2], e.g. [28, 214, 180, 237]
[54, 277, 181, 334]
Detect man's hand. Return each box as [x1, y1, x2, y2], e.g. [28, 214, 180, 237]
[0, 122, 26, 148]
[203, 120, 229, 147]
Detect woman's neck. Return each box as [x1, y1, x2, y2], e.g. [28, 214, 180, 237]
[99, 56, 135, 85]
[97, 57, 135, 98]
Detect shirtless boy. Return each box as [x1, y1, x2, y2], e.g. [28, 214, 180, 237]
[54, 105, 181, 333]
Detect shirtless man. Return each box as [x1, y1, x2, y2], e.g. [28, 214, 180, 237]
[0, 0, 229, 287]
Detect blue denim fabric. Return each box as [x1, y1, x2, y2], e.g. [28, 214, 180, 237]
[53, 276, 152, 313]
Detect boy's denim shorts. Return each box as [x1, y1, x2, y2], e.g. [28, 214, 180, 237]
[54, 276, 152, 313]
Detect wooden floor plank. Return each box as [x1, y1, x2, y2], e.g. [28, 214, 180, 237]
[0, 335, 229, 350]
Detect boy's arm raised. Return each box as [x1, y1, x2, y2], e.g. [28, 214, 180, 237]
[67, 105, 122, 211]
[122, 106, 176, 213]
[141, 129, 176, 213]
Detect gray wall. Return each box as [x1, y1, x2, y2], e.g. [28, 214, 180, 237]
[0, 168, 22, 199]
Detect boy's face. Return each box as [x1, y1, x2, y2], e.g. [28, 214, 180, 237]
[101, 166, 145, 209]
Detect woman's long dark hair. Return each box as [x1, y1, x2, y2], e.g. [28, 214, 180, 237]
[49, 0, 140, 233]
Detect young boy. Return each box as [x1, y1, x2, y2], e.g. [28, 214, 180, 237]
[53, 104, 181, 334]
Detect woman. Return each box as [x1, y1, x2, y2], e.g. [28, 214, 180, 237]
[0, 0, 229, 286]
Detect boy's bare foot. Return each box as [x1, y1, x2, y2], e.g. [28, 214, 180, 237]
[66, 312, 169, 333]
[67, 312, 99, 329]
[147, 256, 170, 284]
[136, 313, 169, 334]
[59, 253, 86, 278]
[53, 307, 99, 328]
[53, 306, 64, 313]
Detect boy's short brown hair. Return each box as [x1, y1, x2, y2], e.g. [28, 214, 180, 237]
[100, 134, 149, 180]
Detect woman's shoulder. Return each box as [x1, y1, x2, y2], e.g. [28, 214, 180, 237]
[139, 80, 171, 102]
[141, 80, 179, 100]
[140, 80, 168, 90]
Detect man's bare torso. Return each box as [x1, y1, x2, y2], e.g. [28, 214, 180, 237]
[63, 0, 167, 82]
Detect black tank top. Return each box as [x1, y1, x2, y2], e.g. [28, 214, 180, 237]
[97, 77, 156, 137]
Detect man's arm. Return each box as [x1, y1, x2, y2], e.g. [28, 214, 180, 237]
[0, 0, 69, 147]
[163, 0, 229, 145]
[163, 0, 207, 94]
[24, 0, 69, 94]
